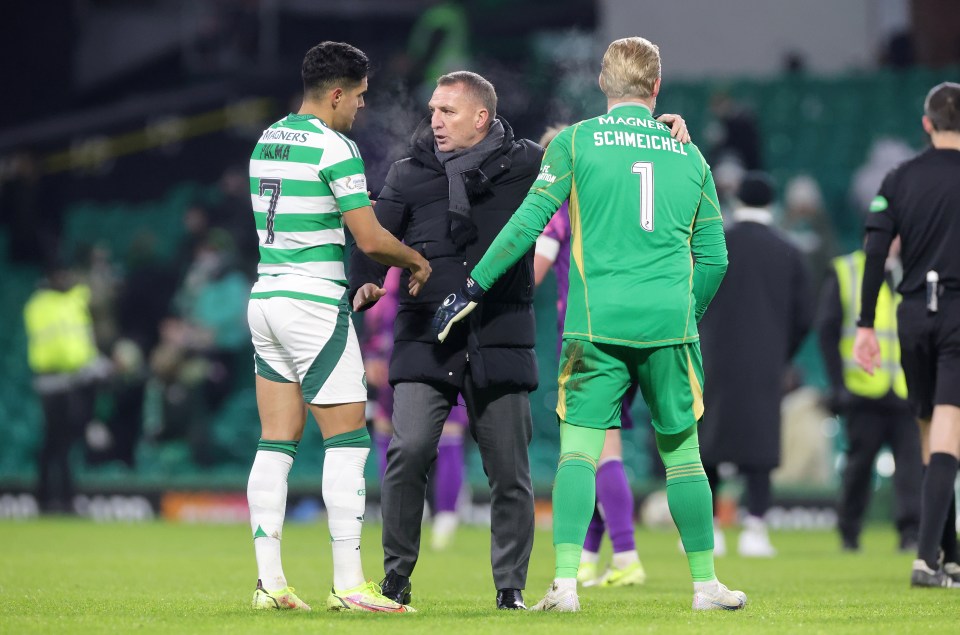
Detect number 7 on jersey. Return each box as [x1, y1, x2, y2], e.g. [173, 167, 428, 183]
[632, 161, 654, 232]
[259, 177, 282, 245]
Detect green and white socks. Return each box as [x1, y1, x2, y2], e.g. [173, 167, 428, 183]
[656, 428, 717, 584]
[248, 439, 298, 592]
[247, 429, 372, 594]
[322, 428, 372, 592]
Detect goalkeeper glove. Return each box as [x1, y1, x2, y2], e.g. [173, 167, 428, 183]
[433, 277, 485, 343]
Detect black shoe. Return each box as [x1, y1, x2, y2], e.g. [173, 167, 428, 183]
[841, 536, 860, 552]
[910, 560, 959, 588]
[380, 570, 412, 605]
[496, 588, 526, 610]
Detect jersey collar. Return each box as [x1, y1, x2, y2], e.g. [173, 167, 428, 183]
[608, 102, 653, 117]
[287, 113, 330, 127]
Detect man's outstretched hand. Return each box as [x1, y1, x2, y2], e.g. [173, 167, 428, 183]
[353, 282, 387, 312]
[433, 278, 485, 343]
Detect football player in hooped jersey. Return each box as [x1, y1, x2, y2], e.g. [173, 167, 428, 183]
[434, 37, 746, 611]
[246, 41, 429, 613]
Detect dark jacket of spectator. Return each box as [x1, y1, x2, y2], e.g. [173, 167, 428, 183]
[698, 209, 813, 469]
[349, 116, 542, 391]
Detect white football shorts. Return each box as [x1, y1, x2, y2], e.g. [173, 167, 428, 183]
[247, 296, 366, 405]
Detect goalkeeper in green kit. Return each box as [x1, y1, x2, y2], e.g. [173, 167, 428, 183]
[433, 37, 746, 612]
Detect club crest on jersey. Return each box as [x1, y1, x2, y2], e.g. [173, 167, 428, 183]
[537, 164, 557, 183]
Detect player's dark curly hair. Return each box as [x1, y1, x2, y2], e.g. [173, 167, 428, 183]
[301, 41, 369, 97]
[925, 82, 960, 132]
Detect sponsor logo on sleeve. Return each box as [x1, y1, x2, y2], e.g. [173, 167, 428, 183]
[345, 175, 367, 191]
[537, 164, 557, 184]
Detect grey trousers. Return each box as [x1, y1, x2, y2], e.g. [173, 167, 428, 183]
[381, 378, 535, 590]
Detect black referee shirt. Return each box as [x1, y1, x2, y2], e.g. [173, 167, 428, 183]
[865, 148, 960, 296]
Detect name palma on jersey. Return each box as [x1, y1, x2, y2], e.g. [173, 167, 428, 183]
[593, 116, 687, 156]
[258, 143, 291, 161]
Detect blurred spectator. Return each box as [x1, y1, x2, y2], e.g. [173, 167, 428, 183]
[850, 138, 915, 217]
[712, 156, 746, 214]
[782, 175, 840, 289]
[881, 31, 916, 68]
[783, 51, 807, 74]
[774, 384, 834, 487]
[23, 262, 110, 512]
[98, 232, 181, 467]
[117, 232, 181, 363]
[706, 91, 763, 170]
[817, 237, 921, 552]
[146, 229, 250, 464]
[78, 243, 121, 350]
[207, 166, 261, 277]
[176, 204, 212, 278]
[698, 172, 813, 557]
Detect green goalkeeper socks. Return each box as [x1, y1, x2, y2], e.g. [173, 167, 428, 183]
[553, 422, 606, 579]
[656, 425, 716, 582]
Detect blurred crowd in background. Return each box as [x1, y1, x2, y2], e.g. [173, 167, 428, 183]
[1, 0, 958, 519]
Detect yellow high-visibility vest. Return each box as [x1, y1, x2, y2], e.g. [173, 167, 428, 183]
[833, 251, 907, 399]
[23, 284, 98, 374]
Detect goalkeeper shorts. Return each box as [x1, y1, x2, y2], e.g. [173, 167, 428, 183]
[556, 339, 704, 435]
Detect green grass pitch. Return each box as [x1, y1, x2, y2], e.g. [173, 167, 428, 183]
[1, 520, 958, 634]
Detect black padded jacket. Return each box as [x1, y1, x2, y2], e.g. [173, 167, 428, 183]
[349, 116, 543, 391]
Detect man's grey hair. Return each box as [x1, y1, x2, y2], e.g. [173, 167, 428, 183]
[437, 71, 498, 121]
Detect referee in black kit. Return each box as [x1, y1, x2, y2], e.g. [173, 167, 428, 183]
[854, 82, 960, 588]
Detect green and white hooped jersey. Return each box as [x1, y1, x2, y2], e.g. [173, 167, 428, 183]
[249, 113, 371, 305]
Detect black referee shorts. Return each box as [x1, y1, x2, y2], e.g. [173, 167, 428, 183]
[897, 296, 960, 419]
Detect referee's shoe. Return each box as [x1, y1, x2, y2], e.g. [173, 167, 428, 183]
[910, 560, 960, 588]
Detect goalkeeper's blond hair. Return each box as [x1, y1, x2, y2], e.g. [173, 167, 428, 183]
[600, 37, 661, 100]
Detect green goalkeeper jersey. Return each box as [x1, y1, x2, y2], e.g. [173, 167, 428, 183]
[471, 103, 727, 348]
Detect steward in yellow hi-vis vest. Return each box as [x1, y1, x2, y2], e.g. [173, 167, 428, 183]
[24, 283, 98, 376]
[23, 266, 104, 513]
[833, 250, 907, 399]
[816, 244, 921, 552]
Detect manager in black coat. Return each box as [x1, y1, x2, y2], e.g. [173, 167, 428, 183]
[349, 71, 541, 609]
[698, 172, 813, 556]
